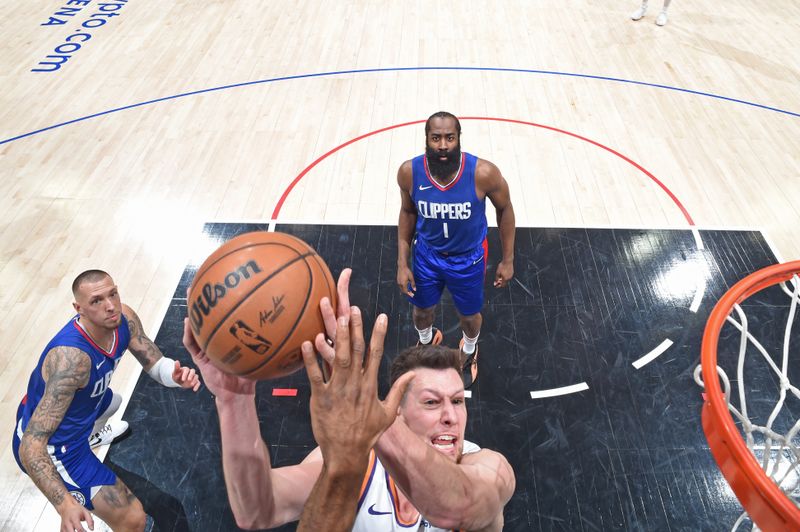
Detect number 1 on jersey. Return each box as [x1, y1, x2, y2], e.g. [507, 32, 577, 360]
[443, 222, 449, 239]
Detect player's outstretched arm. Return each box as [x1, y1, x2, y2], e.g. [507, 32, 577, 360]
[182, 317, 322, 529]
[297, 303, 414, 532]
[124, 304, 200, 391]
[375, 420, 516, 531]
[19, 347, 96, 532]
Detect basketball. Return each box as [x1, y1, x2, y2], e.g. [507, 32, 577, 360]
[187, 231, 336, 380]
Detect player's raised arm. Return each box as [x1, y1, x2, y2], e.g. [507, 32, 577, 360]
[376, 418, 515, 531]
[182, 316, 325, 529]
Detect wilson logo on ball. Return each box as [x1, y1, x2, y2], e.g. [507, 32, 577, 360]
[190, 260, 263, 335]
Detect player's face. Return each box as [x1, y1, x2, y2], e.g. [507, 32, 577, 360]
[425, 117, 461, 178]
[399, 367, 467, 462]
[74, 276, 122, 330]
[425, 116, 460, 156]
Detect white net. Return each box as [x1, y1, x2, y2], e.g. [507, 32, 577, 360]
[694, 274, 800, 531]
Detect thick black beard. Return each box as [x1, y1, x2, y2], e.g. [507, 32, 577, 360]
[425, 144, 461, 180]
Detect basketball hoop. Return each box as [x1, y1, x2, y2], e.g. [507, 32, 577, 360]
[695, 260, 800, 531]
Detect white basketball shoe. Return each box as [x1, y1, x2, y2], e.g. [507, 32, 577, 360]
[89, 419, 130, 449]
[631, 5, 647, 21]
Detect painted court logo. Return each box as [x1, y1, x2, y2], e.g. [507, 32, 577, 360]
[33, 1, 132, 73]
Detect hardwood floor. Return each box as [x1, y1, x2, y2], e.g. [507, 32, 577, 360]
[1, 1, 798, 529]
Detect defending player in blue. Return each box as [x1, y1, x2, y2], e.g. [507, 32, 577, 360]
[12, 270, 201, 532]
[397, 111, 516, 387]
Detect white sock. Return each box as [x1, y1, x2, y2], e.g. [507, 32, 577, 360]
[462, 332, 479, 355]
[93, 392, 122, 432]
[416, 326, 433, 344]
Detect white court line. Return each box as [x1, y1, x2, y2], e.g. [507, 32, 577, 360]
[760, 228, 785, 263]
[101, 279, 180, 462]
[530, 382, 589, 399]
[692, 227, 704, 251]
[632, 338, 674, 369]
[690, 277, 706, 313]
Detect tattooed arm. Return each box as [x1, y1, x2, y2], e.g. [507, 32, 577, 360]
[123, 304, 200, 391]
[19, 346, 96, 531]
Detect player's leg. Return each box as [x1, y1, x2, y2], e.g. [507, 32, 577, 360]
[412, 305, 442, 345]
[89, 388, 129, 448]
[91, 478, 146, 532]
[446, 247, 486, 387]
[655, 0, 671, 25]
[409, 243, 445, 345]
[631, 1, 648, 20]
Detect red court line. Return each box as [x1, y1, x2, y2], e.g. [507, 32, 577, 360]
[271, 117, 694, 226]
[272, 388, 298, 397]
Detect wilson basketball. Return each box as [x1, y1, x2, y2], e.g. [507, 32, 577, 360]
[188, 231, 336, 380]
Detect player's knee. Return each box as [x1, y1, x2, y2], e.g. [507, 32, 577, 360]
[95, 482, 146, 531]
[113, 499, 146, 531]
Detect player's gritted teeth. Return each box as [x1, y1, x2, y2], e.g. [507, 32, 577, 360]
[431, 434, 458, 456]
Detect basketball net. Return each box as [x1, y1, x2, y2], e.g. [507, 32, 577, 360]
[695, 262, 800, 531]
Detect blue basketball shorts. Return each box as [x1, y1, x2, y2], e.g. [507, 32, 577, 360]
[408, 238, 488, 316]
[12, 395, 117, 511]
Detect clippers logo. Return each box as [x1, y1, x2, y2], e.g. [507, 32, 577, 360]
[189, 260, 263, 335]
[229, 320, 272, 355]
[69, 490, 86, 507]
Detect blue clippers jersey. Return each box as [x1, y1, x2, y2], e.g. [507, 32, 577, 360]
[18, 315, 130, 447]
[411, 152, 487, 254]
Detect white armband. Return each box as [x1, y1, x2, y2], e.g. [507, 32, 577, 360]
[147, 357, 180, 387]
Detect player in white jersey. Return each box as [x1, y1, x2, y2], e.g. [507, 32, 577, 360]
[182, 269, 516, 531]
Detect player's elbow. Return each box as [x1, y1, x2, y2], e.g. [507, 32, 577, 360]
[18, 435, 41, 470]
[424, 494, 493, 530]
[232, 512, 281, 531]
[229, 497, 284, 530]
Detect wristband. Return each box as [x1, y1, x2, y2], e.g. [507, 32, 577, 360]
[147, 357, 180, 387]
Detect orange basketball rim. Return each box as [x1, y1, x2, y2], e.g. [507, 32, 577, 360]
[701, 260, 800, 531]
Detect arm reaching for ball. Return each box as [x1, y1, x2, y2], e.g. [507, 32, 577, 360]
[183, 269, 410, 530]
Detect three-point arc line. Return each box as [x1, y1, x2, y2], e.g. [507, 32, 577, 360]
[270, 117, 703, 399]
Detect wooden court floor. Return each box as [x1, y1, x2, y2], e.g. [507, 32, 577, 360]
[1, 1, 799, 530]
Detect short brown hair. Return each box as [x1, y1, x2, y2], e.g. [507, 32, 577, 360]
[390, 344, 462, 387]
[72, 270, 111, 296]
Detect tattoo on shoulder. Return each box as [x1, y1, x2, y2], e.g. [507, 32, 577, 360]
[23, 348, 89, 446]
[42, 346, 91, 386]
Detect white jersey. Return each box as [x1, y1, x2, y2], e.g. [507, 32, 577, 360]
[351, 441, 481, 532]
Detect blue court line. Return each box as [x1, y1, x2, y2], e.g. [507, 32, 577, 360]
[2, 66, 798, 146]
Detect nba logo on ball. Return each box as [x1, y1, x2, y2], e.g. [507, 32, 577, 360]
[188, 231, 336, 381]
